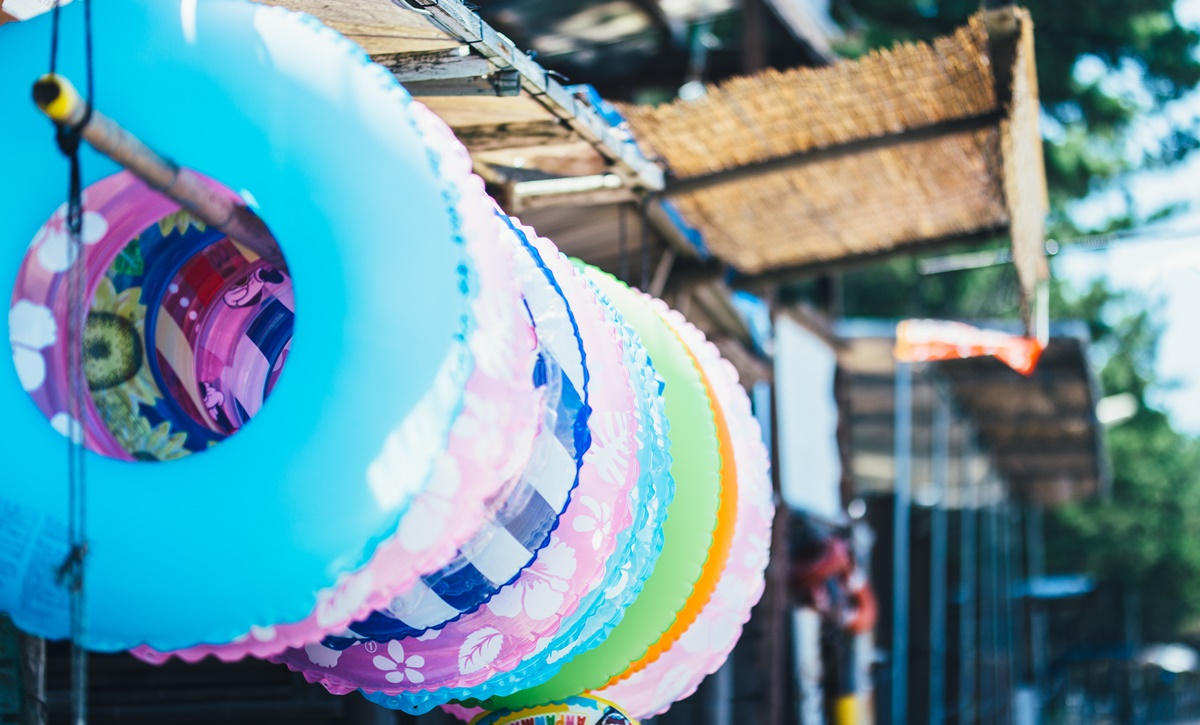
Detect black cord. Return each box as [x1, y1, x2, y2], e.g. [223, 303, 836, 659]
[49, 0, 60, 74]
[48, 2, 94, 723]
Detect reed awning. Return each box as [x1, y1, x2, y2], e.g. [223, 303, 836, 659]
[619, 7, 1050, 306]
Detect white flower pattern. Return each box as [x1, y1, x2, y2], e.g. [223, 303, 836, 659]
[450, 390, 511, 469]
[584, 411, 632, 485]
[373, 640, 426, 684]
[469, 287, 515, 378]
[32, 204, 108, 273]
[305, 641, 343, 668]
[9, 300, 57, 393]
[486, 539, 577, 621]
[50, 412, 82, 444]
[573, 495, 612, 551]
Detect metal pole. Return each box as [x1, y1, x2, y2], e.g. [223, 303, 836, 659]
[32, 74, 287, 271]
[978, 479, 994, 724]
[757, 377, 791, 725]
[1124, 586, 1143, 724]
[959, 429, 978, 725]
[1015, 508, 1034, 723]
[1002, 504, 1020, 723]
[1027, 506, 1048, 708]
[891, 362, 914, 725]
[987, 494, 1002, 724]
[929, 388, 950, 724]
[710, 656, 734, 725]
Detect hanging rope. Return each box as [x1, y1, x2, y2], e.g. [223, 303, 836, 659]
[617, 201, 629, 283]
[47, 1, 94, 723]
[639, 200, 651, 292]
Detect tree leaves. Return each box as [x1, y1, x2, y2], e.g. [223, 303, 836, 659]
[1045, 282, 1200, 642]
[836, 0, 1200, 228]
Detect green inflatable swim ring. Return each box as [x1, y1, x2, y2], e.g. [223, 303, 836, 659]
[488, 265, 721, 709]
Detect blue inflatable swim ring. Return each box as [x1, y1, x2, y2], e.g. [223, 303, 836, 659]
[0, 0, 478, 651]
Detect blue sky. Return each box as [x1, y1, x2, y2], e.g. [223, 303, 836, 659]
[1054, 0, 1200, 432]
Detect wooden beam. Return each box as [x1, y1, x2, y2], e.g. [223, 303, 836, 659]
[991, 452, 1097, 474]
[644, 199, 707, 259]
[401, 0, 665, 192]
[732, 225, 1009, 289]
[714, 337, 773, 387]
[263, 0, 458, 54]
[851, 410, 1094, 426]
[453, 120, 576, 152]
[662, 111, 1004, 198]
[648, 248, 677, 298]
[759, 0, 837, 64]
[779, 304, 843, 351]
[852, 371, 1091, 387]
[984, 5, 1021, 110]
[379, 48, 519, 96]
[741, 0, 769, 73]
[376, 46, 489, 82]
[509, 175, 638, 212]
[692, 281, 754, 347]
[402, 70, 520, 97]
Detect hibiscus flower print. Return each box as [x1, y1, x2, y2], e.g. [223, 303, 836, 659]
[450, 390, 509, 469]
[372, 640, 426, 684]
[469, 289, 516, 378]
[487, 539, 577, 621]
[585, 411, 632, 486]
[573, 496, 612, 551]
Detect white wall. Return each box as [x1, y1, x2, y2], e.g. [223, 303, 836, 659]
[774, 314, 844, 522]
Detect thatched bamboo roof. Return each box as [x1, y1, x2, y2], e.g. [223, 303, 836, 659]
[619, 8, 1049, 305]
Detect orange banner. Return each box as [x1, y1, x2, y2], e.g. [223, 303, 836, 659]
[894, 319, 1044, 376]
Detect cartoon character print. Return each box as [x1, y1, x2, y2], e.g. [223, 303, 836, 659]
[201, 381, 235, 433]
[596, 707, 632, 725]
[222, 265, 285, 309]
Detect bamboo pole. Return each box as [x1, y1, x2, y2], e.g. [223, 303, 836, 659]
[32, 73, 287, 272]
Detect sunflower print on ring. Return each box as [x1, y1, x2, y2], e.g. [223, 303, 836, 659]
[86, 250, 192, 462]
[86, 210, 228, 462]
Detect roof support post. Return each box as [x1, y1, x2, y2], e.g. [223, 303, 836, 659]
[929, 386, 951, 725]
[891, 361, 914, 725]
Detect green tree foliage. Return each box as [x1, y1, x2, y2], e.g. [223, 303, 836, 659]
[832, 0, 1200, 222]
[788, 1, 1200, 322]
[1045, 280, 1200, 641]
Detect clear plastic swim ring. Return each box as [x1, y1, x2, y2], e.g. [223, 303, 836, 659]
[273, 215, 641, 711]
[444, 221, 673, 713]
[328, 342, 579, 644]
